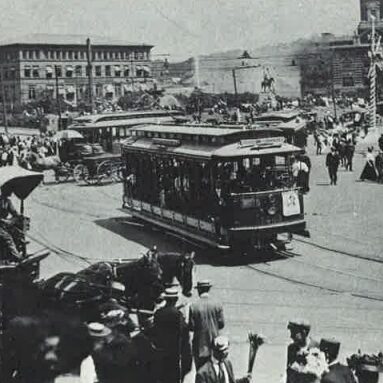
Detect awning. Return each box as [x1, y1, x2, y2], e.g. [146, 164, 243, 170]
[142, 65, 150, 73]
[114, 65, 121, 71]
[24, 65, 31, 69]
[136, 66, 143, 70]
[66, 65, 74, 72]
[123, 84, 134, 92]
[105, 84, 114, 93]
[46, 66, 53, 74]
[46, 85, 54, 90]
[66, 85, 75, 93]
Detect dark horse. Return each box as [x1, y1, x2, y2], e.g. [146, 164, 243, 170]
[36, 251, 195, 319]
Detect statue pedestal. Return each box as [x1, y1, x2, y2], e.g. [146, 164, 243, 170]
[258, 91, 276, 105]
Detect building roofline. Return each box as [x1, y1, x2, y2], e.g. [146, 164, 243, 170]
[0, 42, 154, 49]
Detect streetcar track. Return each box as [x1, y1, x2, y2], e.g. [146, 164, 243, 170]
[278, 250, 383, 284]
[245, 264, 383, 302]
[294, 236, 383, 264]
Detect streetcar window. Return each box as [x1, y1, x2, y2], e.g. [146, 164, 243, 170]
[112, 127, 116, 136]
[275, 156, 285, 165]
[252, 158, 260, 165]
[243, 158, 251, 169]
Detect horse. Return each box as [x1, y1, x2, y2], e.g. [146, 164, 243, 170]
[27, 153, 62, 172]
[38, 262, 116, 321]
[261, 77, 275, 93]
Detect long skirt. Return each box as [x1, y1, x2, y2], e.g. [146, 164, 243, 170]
[360, 162, 377, 181]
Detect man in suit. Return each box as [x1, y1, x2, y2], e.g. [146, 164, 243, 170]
[195, 336, 251, 383]
[189, 281, 225, 370]
[326, 147, 340, 185]
[154, 287, 192, 383]
[286, 319, 319, 383]
[320, 338, 356, 383]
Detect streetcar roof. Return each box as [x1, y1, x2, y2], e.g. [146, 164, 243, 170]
[122, 137, 302, 160]
[131, 124, 243, 136]
[277, 117, 306, 131]
[72, 110, 182, 125]
[254, 110, 301, 121]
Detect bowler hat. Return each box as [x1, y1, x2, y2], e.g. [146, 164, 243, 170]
[87, 322, 112, 338]
[195, 280, 212, 289]
[319, 338, 340, 355]
[213, 336, 229, 352]
[287, 319, 311, 332]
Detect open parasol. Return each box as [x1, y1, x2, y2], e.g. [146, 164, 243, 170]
[0, 166, 43, 200]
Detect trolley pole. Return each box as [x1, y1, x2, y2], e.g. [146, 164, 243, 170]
[55, 65, 62, 130]
[0, 66, 8, 135]
[86, 38, 94, 114]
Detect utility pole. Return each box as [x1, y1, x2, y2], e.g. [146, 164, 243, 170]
[330, 52, 338, 121]
[55, 65, 62, 130]
[232, 64, 261, 108]
[86, 38, 94, 113]
[0, 66, 8, 135]
[232, 69, 238, 108]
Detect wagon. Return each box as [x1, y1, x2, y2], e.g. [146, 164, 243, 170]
[72, 152, 123, 185]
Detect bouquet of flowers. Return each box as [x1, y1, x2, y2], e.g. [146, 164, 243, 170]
[290, 348, 329, 383]
[347, 351, 383, 379]
[247, 333, 266, 374]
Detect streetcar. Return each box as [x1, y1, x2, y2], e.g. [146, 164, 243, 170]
[253, 110, 308, 148]
[121, 124, 308, 253]
[68, 109, 184, 153]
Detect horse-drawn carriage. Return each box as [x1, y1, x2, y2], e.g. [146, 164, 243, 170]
[28, 130, 124, 185]
[0, 166, 50, 327]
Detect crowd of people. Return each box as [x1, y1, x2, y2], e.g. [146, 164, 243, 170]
[0, 133, 57, 171]
[1, 276, 381, 383]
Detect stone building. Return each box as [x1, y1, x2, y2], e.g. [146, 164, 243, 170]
[0, 34, 154, 107]
[300, 0, 383, 99]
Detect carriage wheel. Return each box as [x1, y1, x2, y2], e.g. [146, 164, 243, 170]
[73, 164, 90, 183]
[96, 161, 114, 185]
[110, 162, 123, 183]
[56, 172, 70, 183]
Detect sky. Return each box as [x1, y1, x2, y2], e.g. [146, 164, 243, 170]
[0, 0, 361, 60]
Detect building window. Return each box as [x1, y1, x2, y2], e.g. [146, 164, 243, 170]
[105, 65, 111, 76]
[46, 66, 53, 79]
[74, 51, 78, 60]
[56, 50, 61, 59]
[114, 66, 121, 77]
[80, 51, 84, 60]
[115, 83, 122, 97]
[66, 66, 74, 77]
[124, 66, 130, 77]
[23, 50, 27, 59]
[134, 51, 138, 60]
[28, 86, 36, 100]
[103, 51, 108, 60]
[75, 65, 82, 77]
[32, 66, 40, 78]
[342, 76, 354, 87]
[95, 65, 102, 76]
[96, 84, 103, 97]
[24, 66, 31, 77]
[35, 50, 40, 59]
[55, 66, 62, 77]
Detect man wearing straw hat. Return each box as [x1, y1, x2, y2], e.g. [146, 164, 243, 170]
[154, 287, 192, 383]
[195, 335, 252, 383]
[189, 280, 225, 370]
